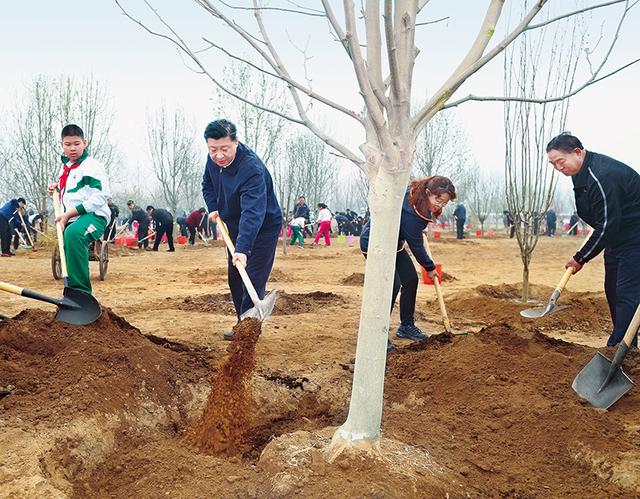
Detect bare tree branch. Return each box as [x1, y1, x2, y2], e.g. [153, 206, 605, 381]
[200, 37, 364, 123]
[214, 0, 325, 17]
[115, 0, 305, 125]
[525, 0, 635, 31]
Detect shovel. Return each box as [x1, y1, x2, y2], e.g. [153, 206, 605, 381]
[572, 304, 640, 409]
[18, 211, 37, 251]
[49, 191, 102, 325]
[519, 267, 573, 318]
[520, 232, 591, 319]
[217, 217, 276, 321]
[423, 233, 467, 336]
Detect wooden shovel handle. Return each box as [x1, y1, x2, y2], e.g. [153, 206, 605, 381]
[17, 211, 35, 246]
[51, 192, 69, 278]
[423, 234, 452, 333]
[556, 267, 574, 293]
[0, 281, 24, 296]
[622, 305, 640, 348]
[216, 217, 261, 307]
[556, 231, 592, 293]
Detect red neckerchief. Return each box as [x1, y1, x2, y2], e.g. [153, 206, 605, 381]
[59, 161, 82, 195]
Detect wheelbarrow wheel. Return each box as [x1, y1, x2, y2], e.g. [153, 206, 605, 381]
[51, 246, 62, 281]
[99, 242, 109, 281]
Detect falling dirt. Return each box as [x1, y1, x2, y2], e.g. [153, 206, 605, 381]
[191, 318, 261, 456]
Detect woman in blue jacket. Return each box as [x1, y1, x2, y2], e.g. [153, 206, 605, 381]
[360, 176, 456, 350]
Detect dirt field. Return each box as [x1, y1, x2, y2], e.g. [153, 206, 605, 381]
[2, 232, 640, 498]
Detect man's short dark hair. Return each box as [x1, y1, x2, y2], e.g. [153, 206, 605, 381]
[198, 207, 206, 213]
[17, 197, 26, 204]
[127, 200, 135, 207]
[204, 119, 237, 141]
[61, 124, 85, 140]
[546, 132, 583, 153]
[146, 205, 154, 211]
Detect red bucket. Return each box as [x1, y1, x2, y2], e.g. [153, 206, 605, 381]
[421, 263, 443, 285]
[177, 235, 187, 245]
[434, 231, 441, 239]
[475, 229, 483, 237]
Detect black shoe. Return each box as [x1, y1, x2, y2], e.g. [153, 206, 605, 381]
[223, 330, 234, 341]
[396, 322, 428, 341]
[167, 248, 175, 252]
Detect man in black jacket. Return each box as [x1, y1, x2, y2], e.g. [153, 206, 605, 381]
[547, 133, 640, 346]
[127, 200, 151, 249]
[146, 205, 175, 252]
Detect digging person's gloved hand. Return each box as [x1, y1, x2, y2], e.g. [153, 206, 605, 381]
[565, 257, 583, 274]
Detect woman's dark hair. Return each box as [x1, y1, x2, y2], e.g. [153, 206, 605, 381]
[317, 203, 327, 209]
[410, 175, 456, 218]
[546, 132, 583, 153]
[61, 124, 84, 139]
[204, 119, 237, 141]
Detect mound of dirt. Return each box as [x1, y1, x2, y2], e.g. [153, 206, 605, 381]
[173, 291, 346, 316]
[189, 267, 228, 284]
[268, 268, 293, 282]
[438, 283, 612, 335]
[384, 326, 640, 496]
[341, 272, 364, 285]
[0, 308, 211, 422]
[177, 293, 236, 314]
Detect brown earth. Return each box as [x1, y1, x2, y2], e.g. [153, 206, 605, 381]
[2, 232, 638, 497]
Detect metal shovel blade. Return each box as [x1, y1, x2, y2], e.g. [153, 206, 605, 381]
[520, 303, 570, 318]
[54, 286, 102, 325]
[240, 290, 276, 322]
[572, 352, 635, 409]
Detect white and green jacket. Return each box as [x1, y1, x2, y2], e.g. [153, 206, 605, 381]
[58, 151, 111, 223]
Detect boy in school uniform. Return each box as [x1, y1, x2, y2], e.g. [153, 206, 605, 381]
[47, 124, 111, 295]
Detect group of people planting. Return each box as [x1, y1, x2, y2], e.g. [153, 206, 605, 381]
[1, 123, 638, 354]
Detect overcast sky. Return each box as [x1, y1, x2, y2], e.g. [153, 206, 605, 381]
[1, 1, 638, 197]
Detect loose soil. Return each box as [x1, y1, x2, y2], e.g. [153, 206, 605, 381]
[2, 233, 637, 497]
[172, 290, 346, 316]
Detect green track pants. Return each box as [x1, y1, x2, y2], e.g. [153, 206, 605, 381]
[63, 213, 106, 294]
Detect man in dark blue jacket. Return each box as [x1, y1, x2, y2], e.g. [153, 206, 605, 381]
[201, 119, 282, 339]
[453, 202, 466, 240]
[0, 197, 26, 257]
[547, 133, 640, 346]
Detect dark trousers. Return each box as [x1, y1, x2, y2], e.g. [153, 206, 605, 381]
[138, 224, 149, 248]
[604, 233, 640, 347]
[0, 216, 11, 254]
[153, 222, 174, 251]
[187, 225, 197, 245]
[456, 219, 465, 239]
[364, 248, 418, 324]
[228, 225, 280, 319]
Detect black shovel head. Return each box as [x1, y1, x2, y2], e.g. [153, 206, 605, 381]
[55, 286, 102, 325]
[572, 352, 635, 409]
